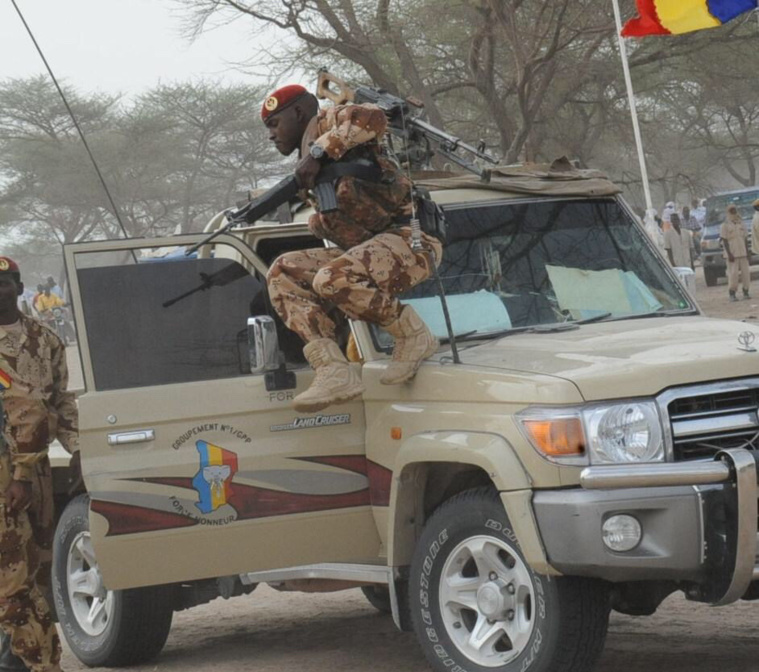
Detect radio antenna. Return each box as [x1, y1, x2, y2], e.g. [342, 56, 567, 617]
[9, 0, 131, 241]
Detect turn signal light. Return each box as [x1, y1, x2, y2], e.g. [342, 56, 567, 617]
[522, 418, 585, 456]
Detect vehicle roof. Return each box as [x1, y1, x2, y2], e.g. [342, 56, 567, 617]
[413, 158, 621, 200]
[706, 186, 759, 201]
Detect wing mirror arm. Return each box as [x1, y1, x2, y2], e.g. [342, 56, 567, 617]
[247, 316, 296, 391]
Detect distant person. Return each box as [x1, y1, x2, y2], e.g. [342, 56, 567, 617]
[721, 204, 750, 301]
[752, 199, 759, 262]
[45, 277, 63, 299]
[692, 198, 706, 228]
[32, 284, 45, 315]
[682, 206, 702, 257]
[35, 286, 64, 315]
[661, 201, 676, 230]
[664, 213, 695, 271]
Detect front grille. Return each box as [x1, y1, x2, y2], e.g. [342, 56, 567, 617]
[665, 385, 759, 461]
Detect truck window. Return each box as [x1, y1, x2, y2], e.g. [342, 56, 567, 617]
[75, 245, 302, 391]
[371, 198, 693, 346]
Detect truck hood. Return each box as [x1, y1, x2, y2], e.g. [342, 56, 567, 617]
[458, 316, 759, 400]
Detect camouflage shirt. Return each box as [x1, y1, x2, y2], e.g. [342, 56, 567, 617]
[304, 103, 413, 250]
[0, 313, 78, 482]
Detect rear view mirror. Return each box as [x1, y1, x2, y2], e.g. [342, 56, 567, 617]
[247, 316, 280, 373]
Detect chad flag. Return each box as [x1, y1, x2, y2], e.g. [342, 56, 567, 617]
[192, 440, 238, 514]
[622, 0, 757, 37]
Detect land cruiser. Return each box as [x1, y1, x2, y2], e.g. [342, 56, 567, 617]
[52, 164, 759, 672]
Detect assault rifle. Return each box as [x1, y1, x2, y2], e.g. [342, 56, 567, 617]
[185, 159, 381, 256]
[316, 69, 498, 181]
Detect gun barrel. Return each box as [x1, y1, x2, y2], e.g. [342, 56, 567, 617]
[229, 175, 300, 224]
[411, 118, 498, 164]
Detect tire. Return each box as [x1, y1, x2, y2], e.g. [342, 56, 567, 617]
[704, 266, 719, 287]
[53, 495, 174, 667]
[410, 487, 610, 672]
[362, 585, 393, 614]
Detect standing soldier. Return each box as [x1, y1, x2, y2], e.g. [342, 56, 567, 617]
[0, 257, 79, 672]
[263, 85, 443, 412]
[721, 205, 751, 302]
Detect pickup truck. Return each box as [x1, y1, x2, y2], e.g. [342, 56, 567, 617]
[51, 165, 759, 672]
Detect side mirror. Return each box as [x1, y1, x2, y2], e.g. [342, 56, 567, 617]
[247, 316, 280, 373]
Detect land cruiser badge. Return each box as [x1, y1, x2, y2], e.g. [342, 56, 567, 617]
[270, 414, 351, 432]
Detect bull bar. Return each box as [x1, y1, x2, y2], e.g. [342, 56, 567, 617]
[580, 448, 758, 606]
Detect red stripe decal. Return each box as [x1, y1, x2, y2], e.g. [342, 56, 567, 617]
[90, 499, 198, 536]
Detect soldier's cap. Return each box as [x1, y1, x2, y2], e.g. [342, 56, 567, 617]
[0, 257, 20, 277]
[261, 84, 309, 122]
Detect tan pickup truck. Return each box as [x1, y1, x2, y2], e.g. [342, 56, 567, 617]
[52, 165, 759, 672]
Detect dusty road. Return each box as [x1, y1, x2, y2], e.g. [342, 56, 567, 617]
[61, 263, 759, 672]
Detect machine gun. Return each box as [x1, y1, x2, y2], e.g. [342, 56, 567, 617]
[186, 71, 497, 257]
[316, 70, 498, 181]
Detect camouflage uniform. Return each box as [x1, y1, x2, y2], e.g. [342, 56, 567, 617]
[268, 103, 442, 342]
[0, 313, 78, 672]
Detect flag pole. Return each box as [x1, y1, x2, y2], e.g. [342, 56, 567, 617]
[611, 0, 654, 214]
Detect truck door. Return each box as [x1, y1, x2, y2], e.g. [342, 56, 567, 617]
[65, 234, 380, 590]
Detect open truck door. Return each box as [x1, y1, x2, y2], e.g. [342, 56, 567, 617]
[62, 233, 380, 592]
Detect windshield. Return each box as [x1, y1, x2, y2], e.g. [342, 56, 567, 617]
[373, 198, 693, 346]
[706, 191, 759, 226]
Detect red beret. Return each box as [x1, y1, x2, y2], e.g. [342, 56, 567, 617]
[0, 257, 20, 275]
[261, 84, 308, 121]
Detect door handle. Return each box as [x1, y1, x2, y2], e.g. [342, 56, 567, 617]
[107, 430, 156, 446]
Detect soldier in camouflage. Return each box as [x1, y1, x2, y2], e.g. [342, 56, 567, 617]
[0, 257, 79, 672]
[263, 85, 442, 412]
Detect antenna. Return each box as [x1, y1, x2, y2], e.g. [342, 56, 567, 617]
[9, 0, 131, 242]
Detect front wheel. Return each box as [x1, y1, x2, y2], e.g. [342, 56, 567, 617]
[52, 495, 174, 667]
[410, 487, 610, 672]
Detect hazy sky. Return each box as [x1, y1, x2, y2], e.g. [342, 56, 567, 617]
[2, 0, 291, 95]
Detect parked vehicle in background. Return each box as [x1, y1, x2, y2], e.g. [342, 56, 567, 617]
[701, 187, 759, 286]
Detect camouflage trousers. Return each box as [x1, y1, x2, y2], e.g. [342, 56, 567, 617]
[0, 455, 60, 672]
[268, 227, 443, 343]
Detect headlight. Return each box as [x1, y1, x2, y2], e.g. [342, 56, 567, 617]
[583, 402, 663, 464]
[518, 400, 664, 465]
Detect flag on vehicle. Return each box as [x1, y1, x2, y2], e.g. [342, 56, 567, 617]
[622, 0, 758, 37]
[192, 440, 238, 514]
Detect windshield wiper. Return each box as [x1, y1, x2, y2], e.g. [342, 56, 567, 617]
[600, 309, 697, 323]
[456, 312, 614, 343]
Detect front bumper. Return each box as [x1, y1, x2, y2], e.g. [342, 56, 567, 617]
[533, 449, 758, 605]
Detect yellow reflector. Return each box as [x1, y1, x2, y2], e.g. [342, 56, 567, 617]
[523, 418, 585, 457]
[391, 427, 403, 440]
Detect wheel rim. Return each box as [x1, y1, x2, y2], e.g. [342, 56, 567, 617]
[438, 535, 536, 668]
[66, 531, 114, 637]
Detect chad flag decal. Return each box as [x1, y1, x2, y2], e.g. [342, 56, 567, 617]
[192, 440, 239, 514]
[0, 370, 12, 391]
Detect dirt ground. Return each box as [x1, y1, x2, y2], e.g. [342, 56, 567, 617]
[60, 262, 759, 672]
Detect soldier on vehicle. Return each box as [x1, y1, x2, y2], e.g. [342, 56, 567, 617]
[0, 257, 79, 672]
[263, 85, 443, 413]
